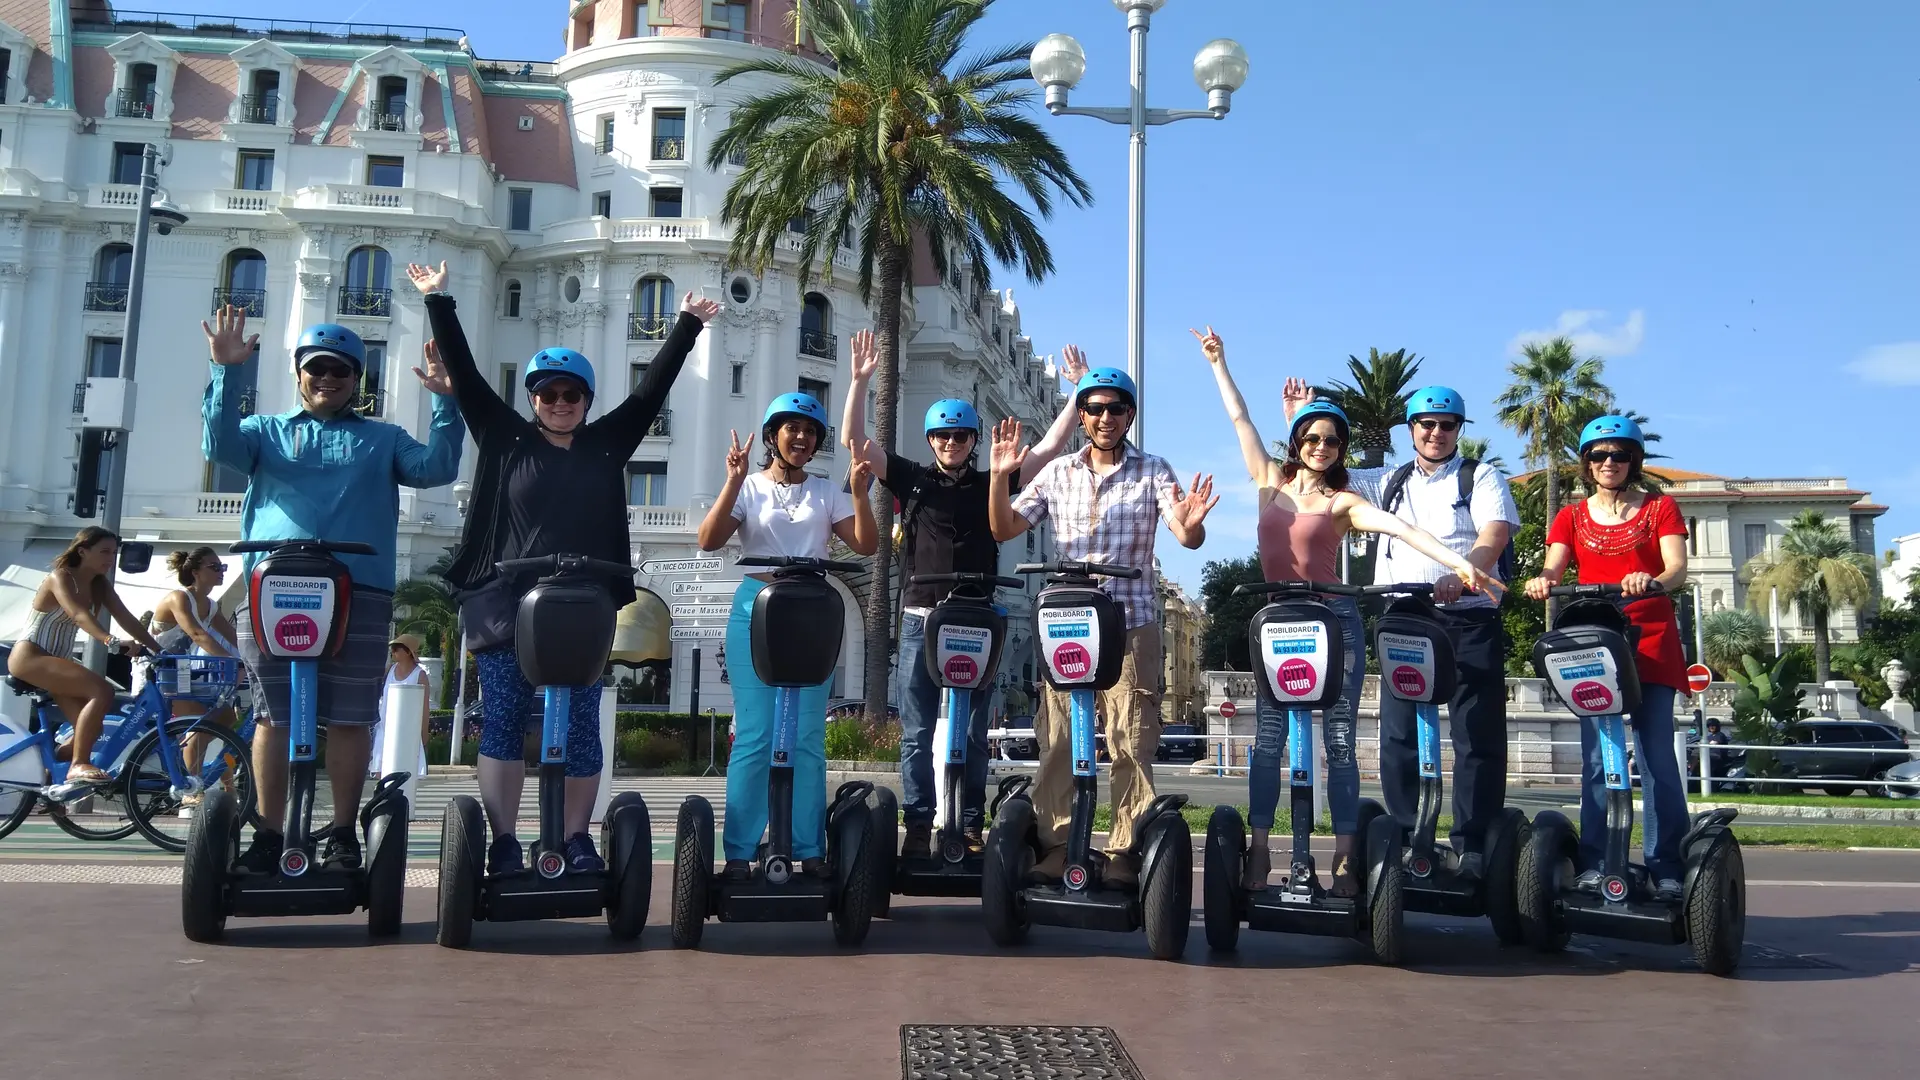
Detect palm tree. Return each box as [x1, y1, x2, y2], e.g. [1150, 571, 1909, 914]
[393, 575, 458, 659]
[1457, 435, 1505, 473]
[1314, 348, 1422, 468]
[1700, 608, 1767, 676]
[1495, 337, 1612, 621]
[709, 0, 1091, 722]
[1744, 509, 1877, 682]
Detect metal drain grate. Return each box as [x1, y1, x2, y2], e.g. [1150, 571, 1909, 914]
[902, 1026, 1145, 1080]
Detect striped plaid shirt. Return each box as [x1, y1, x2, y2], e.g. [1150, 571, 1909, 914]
[1011, 443, 1182, 629]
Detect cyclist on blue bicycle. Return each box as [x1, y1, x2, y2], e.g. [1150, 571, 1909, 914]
[202, 305, 464, 872]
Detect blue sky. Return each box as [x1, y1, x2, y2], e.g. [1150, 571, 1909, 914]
[239, 1, 1919, 591]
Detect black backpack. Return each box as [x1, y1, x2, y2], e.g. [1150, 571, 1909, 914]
[1368, 458, 1517, 585]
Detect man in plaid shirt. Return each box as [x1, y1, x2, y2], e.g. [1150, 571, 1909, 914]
[988, 366, 1217, 886]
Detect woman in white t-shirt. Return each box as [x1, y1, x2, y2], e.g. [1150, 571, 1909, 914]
[697, 391, 876, 881]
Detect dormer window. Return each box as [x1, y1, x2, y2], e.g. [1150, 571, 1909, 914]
[103, 33, 178, 123]
[0, 20, 31, 107]
[374, 77, 407, 131]
[226, 38, 300, 129]
[350, 46, 427, 139]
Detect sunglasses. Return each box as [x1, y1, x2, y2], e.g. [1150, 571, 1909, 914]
[1414, 418, 1460, 433]
[301, 360, 356, 381]
[535, 385, 585, 405]
[1081, 402, 1133, 419]
[1299, 433, 1344, 449]
[1586, 449, 1635, 465]
[930, 430, 975, 443]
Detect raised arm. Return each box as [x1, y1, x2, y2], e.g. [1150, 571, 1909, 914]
[836, 458, 879, 556]
[1156, 465, 1217, 550]
[1022, 345, 1089, 476]
[201, 306, 261, 474]
[1192, 327, 1281, 489]
[840, 328, 887, 479]
[408, 263, 518, 444]
[391, 384, 465, 489]
[987, 421, 1036, 542]
[602, 291, 719, 456]
[697, 430, 749, 550]
[1340, 493, 1504, 597]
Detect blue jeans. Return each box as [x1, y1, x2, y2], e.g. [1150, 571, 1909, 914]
[1249, 597, 1363, 834]
[897, 611, 993, 828]
[723, 578, 829, 862]
[1579, 682, 1686, 881]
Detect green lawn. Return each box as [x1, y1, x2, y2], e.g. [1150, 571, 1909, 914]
[1081, 804, 1920, 851]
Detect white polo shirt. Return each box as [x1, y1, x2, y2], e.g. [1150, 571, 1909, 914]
[1348, 457, 1519, 611]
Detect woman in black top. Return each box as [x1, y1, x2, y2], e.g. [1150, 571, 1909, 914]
[406, 260, 718, 874]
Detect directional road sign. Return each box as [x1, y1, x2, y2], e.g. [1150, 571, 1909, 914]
[671, 626, 726, 640]
[670, 579, 740, 597]
[641, 557, 724, 576]
[671, 604, 731, 620]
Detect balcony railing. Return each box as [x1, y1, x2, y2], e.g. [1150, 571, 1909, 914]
[216, 189, 273, 212]
[371, 109, 408, 132]
[799, 328, 837, 359]
[212, 287, 266, 317]
[73, 11, 464, 49]
[84, 280, 130, 312]
[238, 92, 278, 124]
[628, 313, 672, 341]
[626, 505, 690, 532]
[474, 59, 557, 85]
[116, 87, 156, 118]
[648, 410, 671, 438]
[338, 287, 392, 318]
[597, 134, 615, 155]
[652, 135, 685, 160]
[356, 388, 387, 418]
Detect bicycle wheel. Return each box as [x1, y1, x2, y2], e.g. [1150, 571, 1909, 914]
[47, 764, 142, 842]
[0, 781, 36, 842]
[123, 718, 257, 853]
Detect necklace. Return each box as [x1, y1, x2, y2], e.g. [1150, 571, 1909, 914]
[771, 473, 805, 521]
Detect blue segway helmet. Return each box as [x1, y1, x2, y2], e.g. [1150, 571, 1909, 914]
[763, 392, 829, 440]
[294, 323, 366, 372]
[1405, 385, 1467, 422]
[1290, 399, 1350, 443]
[1578, 414, 1644, 454]
[924, 399, 980, 437]
[525, 347, 596, 399]
[1073, 366, 1137, 410]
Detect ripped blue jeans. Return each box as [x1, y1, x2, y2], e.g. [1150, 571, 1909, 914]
[1248, 597, 1364, 834]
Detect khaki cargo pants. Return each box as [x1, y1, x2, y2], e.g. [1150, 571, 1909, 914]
[1033, 623, 1163, 856]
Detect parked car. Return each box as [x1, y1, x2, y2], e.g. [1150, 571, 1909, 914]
[1155, 723, 1206, 764]
[989, 715, 1037, 761]
[1882, 759, 1920, 799]
[825, 698, 899, 723]
[1772, 720, 1911, 796]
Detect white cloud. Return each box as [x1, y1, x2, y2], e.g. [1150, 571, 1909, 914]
[1844, 342, 1920, 386]
[1507, 309, 1646, 358]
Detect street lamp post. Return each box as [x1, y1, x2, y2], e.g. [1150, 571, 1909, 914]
[81, 143, 188, 674]
[1030, 0, 1249, 447]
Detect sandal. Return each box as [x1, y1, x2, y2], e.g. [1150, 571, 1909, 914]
[1241, 841, 1272, 892]
[1328, 836, 1360, 898]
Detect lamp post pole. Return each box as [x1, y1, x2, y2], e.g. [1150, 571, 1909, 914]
[1030, 1, 1249, 447]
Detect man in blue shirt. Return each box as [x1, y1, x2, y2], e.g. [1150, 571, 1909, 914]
[202, 305, 463, 872]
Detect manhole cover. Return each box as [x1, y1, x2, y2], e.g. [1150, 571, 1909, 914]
[902, 1025, 1144, 1080]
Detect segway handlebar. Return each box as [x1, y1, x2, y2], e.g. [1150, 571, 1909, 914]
[1361, 581, 1436, 597]
[495, 554, 637, 581]
[736, 555, 866, 574]
[909, 572, 1024, 589]
[1230, 579, 1363, 598]
[1014, 561, 1142, 581]
[1546, 581, 1665, 599]
[230, 538, 377, 556]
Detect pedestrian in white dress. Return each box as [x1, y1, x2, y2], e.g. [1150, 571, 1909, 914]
[369, 634, 430, 779]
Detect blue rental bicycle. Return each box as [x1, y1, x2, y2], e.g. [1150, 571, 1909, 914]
[0, 646, 253, 851]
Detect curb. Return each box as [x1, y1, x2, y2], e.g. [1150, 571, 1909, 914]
[1561, 801, 1920, 823]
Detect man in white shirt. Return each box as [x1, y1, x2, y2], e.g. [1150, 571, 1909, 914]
[1287, 382, 1517, 877]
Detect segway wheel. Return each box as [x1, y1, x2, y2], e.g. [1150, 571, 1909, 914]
[1517, 810, 1576, 954]
[1141, 812, 1192, 962]
[604, 792, 653, 941]
[1483, 807, 1530, 947]
[1202, 805, 1245, 953]
[870, 786, 899, 919]
[435, 796, 485, 949]
[830, 805, 876, 947]
[1685, 835, 1746, 977]
[1362, 810, 1405, 965]
[181, 788, 238, 943]
[981, 795, 1034, 947]
[364, 795, 410, 937]
[670, 796, 714, 949]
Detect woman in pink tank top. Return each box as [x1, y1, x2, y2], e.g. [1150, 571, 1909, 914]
[1196, 327, 1502, 895]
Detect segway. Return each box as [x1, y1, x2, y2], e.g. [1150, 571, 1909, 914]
[1517, 583, 1745, 976]
[980, 561, 1192, 961]
[181, 539, 409, 942]
[1201, 580, 1404, 964]
[435, 554, 653, 948]
[670, 555, 879, 947]
[1372, 582, 1528, 944]
[870, 572, 1024, 915]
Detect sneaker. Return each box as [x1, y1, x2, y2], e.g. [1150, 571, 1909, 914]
[1028, 845, 1067, 884]
[1574, 870, 1603, 894]
[565, 832, 605, 872]
[962, 826, 985, 856]
[1654, 878, 1684, 902]
[488, 833, 524, 875]
[321, 824, 362, 870]
[901, 822, 933, 860]
[723, 859, 753, 882]
[1455, 852, 1484, 881]
[801, 857, 830, 879]
[235, 829, 284, 875]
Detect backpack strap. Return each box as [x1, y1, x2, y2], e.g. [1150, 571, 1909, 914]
[1366, 461, 1421, 565]
[1456, 458, 1479, 509]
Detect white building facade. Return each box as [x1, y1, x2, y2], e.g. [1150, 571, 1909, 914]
[0, 2, 1067, 715]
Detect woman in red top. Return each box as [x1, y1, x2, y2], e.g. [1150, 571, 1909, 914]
[1524, 415, 1690, 898]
